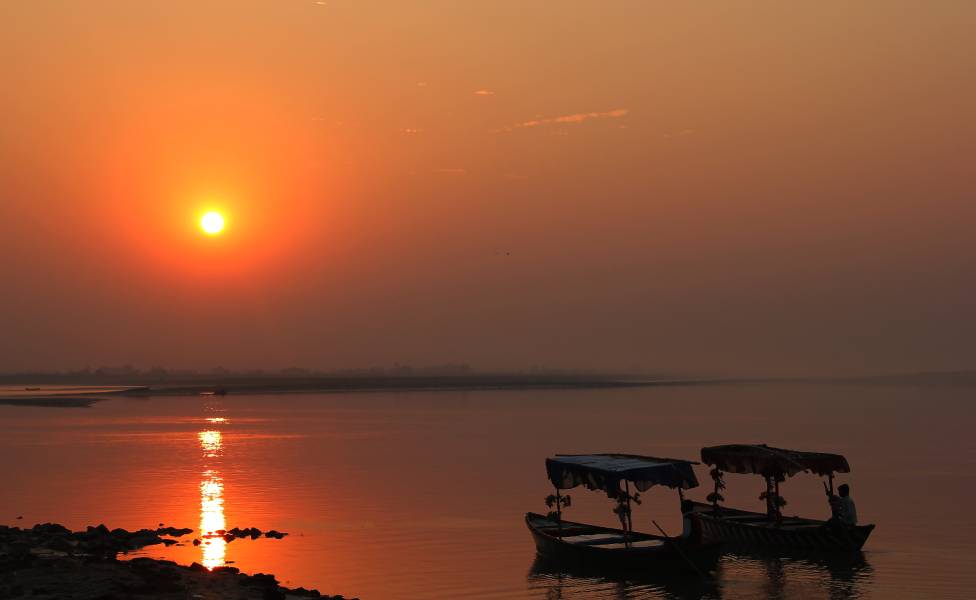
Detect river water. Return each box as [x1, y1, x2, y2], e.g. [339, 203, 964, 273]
[0, 382, 972, 598]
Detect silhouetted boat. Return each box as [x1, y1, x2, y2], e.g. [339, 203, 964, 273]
[199, 388, 228, 396]
[691, 444, 875, 552]
[526, 454, 722, 573]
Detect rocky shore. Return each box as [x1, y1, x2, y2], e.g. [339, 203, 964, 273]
[0, 523, 357, 600]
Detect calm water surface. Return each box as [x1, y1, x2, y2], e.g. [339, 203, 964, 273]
[1, 383, 973, 599]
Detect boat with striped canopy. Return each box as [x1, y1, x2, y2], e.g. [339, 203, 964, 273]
[690, 444, 875, 552]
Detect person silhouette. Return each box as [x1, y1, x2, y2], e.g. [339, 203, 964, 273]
[828, 483, 858, 526]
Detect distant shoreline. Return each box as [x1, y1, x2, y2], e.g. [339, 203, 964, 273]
[2, 370, 974, 408]
[0, 376, 718, 407]
[124, 374, 723, 396]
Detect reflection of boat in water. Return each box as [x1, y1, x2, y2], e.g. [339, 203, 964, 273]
[804, 551, 874, 599]
[725, 548, 874, 599]
[528, 555, 721, 600]
[526, 454, 722, 573]
[728, 545, 874, 572]
[529, 545, 874, 599]
[692, 444, 875, 552]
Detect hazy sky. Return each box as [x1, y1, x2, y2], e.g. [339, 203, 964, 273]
[1, 1, 973, 375]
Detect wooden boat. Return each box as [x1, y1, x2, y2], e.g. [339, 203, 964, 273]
[689, 501, 874, 552]
[526, 454, 722, 573]
[526, 512, 721, 572]
[692, 444, 875, 552]
[199, 388, 228, 397]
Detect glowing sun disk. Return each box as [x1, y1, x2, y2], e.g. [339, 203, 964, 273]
[201, 212, 225, 235]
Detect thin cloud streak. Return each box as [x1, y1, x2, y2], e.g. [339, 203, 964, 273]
[504, 108, 629, 131]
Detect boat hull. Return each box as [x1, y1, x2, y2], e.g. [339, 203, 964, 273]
[690, 501, 874, 552]
[525, 512, 720, 573]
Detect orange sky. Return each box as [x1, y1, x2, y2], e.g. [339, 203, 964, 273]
[1, 1, 974, 375]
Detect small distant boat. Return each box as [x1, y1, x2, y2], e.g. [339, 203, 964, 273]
[199, 388, 228, 397]
[690, 444, 875, 552]
[526, 454, 721, 573]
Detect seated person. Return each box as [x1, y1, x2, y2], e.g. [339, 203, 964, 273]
[828, 483, 858, 526]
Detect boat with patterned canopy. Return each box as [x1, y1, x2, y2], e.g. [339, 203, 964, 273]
[525, 453, 722, 573]
[690, 444, 875, 552]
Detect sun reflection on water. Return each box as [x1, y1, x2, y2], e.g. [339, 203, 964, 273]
[199, 429, 223, 458]
[198, 429, 226, 569]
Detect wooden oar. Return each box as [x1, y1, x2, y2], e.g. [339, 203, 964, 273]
[651, 519, 711, 581]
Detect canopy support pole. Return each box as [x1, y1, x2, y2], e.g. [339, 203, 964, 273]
[828, 473, 835, 495]
[554, 484, 562, 536]
[624, 480, 633, 547]
[774, 478, 782, 523]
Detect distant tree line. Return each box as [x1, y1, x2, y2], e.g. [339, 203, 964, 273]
[0, 363, 477, 384]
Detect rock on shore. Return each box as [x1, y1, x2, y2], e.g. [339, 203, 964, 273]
[0, 523, 356, 600]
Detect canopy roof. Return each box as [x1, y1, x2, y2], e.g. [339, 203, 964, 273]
[701, 444, 850, 478]
[546, 454, 699, 498]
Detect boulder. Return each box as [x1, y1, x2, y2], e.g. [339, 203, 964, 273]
[32, 523, 71, 536]
[156, 526, 193, 537]
[246, 573, 279, 588]
[213, 565, 240, 574]
[289, 586, 322, 597]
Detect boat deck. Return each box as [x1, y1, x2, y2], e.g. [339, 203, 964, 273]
[527, 514, 666, 548]
[690, 502, 826, 531]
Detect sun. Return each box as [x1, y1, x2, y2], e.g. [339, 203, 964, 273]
[200, 211, 225, 235]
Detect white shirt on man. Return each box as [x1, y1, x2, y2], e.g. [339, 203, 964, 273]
[836, 495, 857, 525]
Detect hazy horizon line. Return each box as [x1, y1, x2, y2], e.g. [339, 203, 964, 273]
[1, 365, 974, 383]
